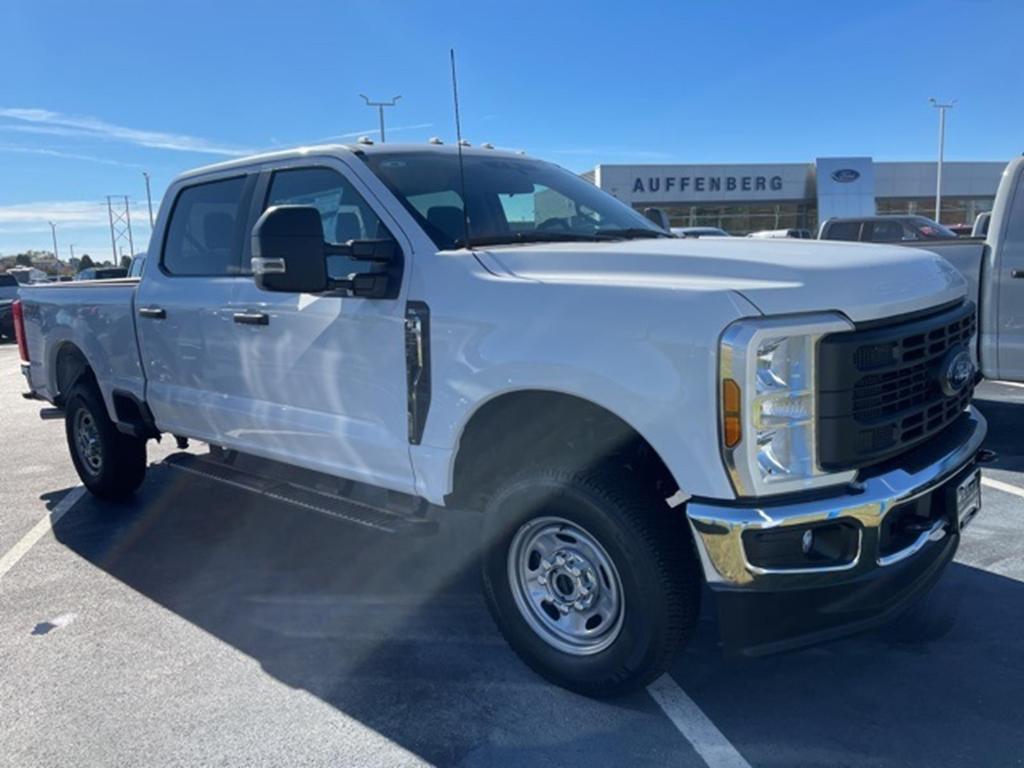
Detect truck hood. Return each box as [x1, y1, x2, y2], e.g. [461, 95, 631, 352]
[479, 237, 967, 322]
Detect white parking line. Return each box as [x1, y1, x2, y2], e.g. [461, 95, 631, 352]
[0, 486, 85, 582]
[982, 476, 1024, 500]
[648, 675, 753, 768]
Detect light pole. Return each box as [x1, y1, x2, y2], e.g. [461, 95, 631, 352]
[48, 221, 59, 262]
[929, 98, 956, 223]
[359, 94, 401, 142]
[142, 171, 155, 228]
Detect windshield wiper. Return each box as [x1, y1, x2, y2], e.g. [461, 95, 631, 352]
[455, 232, 616, 247]
[594, 227, 670, 240]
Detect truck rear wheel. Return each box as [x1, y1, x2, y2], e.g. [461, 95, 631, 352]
[65, 380, 147, 500]
[480, 466, 701, 697]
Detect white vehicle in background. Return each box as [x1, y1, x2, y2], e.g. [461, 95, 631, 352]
[747, 228, 813, 239]
[972, 211, 991, 239]
[14, 142, 990, 696]
[671, 226, 729, 238]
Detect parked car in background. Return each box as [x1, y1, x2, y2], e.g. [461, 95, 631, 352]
[15, 142, 991, 696]
[747, 228, 812, 239]
[973, 211, 992, 238]
[671, 226, 729, 238]
[819, 215, 958, 243]
[0, 272, 19, 339]
[74, 267, 128, 281]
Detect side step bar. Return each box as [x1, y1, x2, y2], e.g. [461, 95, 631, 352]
[164, 452, 438, 537]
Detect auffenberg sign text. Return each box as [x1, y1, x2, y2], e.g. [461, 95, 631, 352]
[632, 175, 785, 194]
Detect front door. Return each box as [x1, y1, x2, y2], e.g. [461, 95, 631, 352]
[226, 162, 416, 494]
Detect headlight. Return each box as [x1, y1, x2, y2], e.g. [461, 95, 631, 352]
[719, 313, 856, 497]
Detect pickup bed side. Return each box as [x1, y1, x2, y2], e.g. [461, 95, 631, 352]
[20, 279, 146, 419]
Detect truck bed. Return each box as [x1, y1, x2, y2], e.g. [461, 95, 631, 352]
[900, 239, 986, 304]
[19, 278, 145, 414]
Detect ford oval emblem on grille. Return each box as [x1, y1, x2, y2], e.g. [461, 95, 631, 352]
[830, 168, 861, 183]
[940, 348, 975, 397]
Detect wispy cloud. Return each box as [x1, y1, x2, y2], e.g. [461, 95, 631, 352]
[0, 108, 252, 156]
[0, 200, 110, 228]
[0, 144, 144, 168]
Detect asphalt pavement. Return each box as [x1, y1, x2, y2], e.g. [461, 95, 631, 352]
[1, 342, 1022, 767]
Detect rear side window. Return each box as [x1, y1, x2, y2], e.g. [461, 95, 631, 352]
[823, 221, 861, 241]
[163, 176, 249, 276]
[0, 274, 17, 287]
[865, 220, 908, 242]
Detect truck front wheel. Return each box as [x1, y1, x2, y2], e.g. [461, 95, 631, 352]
[480, 467, 701, 697]
[65, 381, 147, 500]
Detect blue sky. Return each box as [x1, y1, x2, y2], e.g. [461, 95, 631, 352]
[1, 0, 1021, 259]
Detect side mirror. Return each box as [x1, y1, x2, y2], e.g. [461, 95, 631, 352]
[642, 207, 671, 231]
[251, 206, 328, 293]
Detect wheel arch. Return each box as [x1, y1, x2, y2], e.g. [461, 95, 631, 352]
[446, 388, 682, 510]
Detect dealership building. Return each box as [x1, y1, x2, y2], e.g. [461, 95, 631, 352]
[587, 157, 1005, 235]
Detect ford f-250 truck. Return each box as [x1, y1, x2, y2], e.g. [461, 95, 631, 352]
[14, 143, 989, 696]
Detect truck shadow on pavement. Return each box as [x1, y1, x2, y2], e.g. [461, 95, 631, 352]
[48, 457, 1024, 767]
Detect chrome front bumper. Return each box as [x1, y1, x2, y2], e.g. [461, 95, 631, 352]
[687, 407, 987, 590]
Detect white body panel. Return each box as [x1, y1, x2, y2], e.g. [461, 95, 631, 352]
[19, 144, 1001, 513]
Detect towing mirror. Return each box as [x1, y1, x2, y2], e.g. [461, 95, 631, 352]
[251, 206, 329, 293]
[252, 205, 399, 296]
[642, 207, 671, 232]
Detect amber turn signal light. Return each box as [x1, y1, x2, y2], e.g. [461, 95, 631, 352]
[722, 378, 742, 448]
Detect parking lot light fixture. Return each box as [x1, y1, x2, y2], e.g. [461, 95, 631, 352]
[930, 98, 957, 223]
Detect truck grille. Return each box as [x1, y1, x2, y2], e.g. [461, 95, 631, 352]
[817, 301, 976, 471]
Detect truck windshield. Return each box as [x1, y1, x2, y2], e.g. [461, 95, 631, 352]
[360, 150, 667, 249]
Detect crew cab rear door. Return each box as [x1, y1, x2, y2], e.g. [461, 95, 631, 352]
[224, 159, 416, 495]
[135, 171, 258, 441]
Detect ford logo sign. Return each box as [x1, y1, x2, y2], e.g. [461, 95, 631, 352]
[831, 168, 861, 183]
[940, 348, 976, 397]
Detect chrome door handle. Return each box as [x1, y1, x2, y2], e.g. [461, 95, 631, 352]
[138, 306, 166, 319]
[233, 311, 269, 326]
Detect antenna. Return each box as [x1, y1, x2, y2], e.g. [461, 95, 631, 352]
[450, 48, 472, 249]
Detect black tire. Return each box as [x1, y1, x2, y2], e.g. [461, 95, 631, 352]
[480, 466, 701, 697]
[64, 379, 147, 500]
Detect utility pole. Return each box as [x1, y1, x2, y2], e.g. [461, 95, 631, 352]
[106, 195, 135, 262]
[929, 98, 956, 223]
[142, 171, 155, 228]
[48, 220, 59, 262]
[70, 244, 75, 261]
[359, 94, 401, 142]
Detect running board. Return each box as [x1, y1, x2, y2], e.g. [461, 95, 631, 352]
[164, 453, 438, 536]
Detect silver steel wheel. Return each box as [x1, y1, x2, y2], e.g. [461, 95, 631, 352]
[73, 408, 103, 476]
[507, 516, 625, 656]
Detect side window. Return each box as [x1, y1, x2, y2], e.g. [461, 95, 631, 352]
[266, 167, 395, 277]
[163, 176, 248, 276]
[823, 221, 860, 241]
[866, 220, 907, 242]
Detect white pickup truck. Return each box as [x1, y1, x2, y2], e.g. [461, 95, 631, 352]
[15, 142, 988, 696]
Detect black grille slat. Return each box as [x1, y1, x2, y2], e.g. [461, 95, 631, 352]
[817, 302, 976, 471]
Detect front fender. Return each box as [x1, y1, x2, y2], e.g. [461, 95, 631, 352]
[408, 267, 758, 505]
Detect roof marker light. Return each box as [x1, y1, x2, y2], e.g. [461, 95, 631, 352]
[428, 137, 444, 145]
[356, 136, 374, 145]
